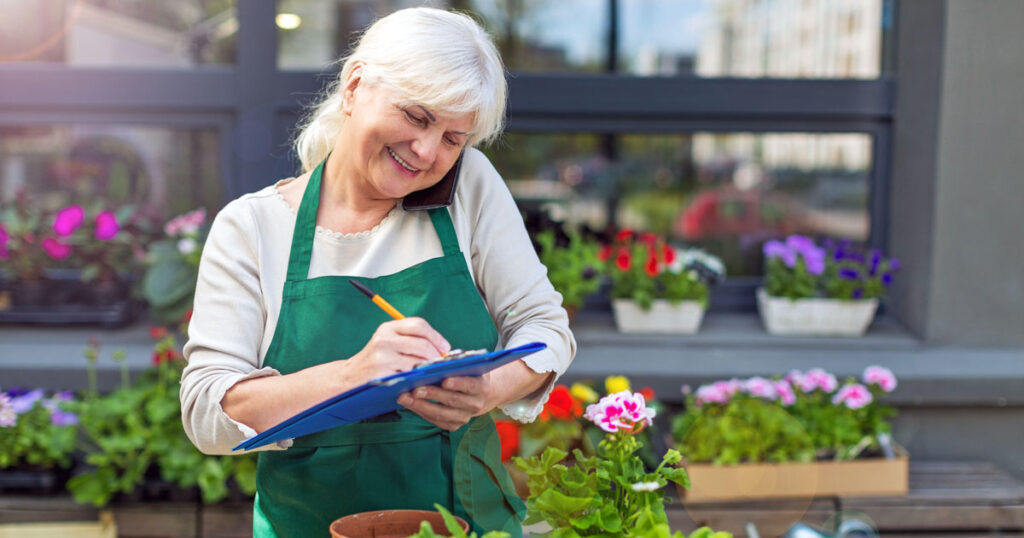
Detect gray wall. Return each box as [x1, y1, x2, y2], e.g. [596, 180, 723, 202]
[889, 0, 1024, 346]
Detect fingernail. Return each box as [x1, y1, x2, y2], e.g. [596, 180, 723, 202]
[415, 388, 427, 398]
[398, 394, 411, 405]
[443, 379, 454, 390]
[442, 340, 452, 353]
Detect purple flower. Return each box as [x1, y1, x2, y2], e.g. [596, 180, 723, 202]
[9, 389, 44, 414]
[832, 384, 873, 410]
[94, 211, 120, 241]
[763, 240, 789, 259]
[833, 246, 846, 261]
[53, 205, 85, 237]
[869, 250, 882, 275]
[0, 394, 15, 427]
[882, 273, 893, 286]
[839, 268, 861, 280]
[852, 288, 864, 299]
[786, 235, 817, 254]
[804, 249, 826, 275]
[889, 258, 901, 271]
[50, 410, 79, 426]
[863, 365, 898, 392]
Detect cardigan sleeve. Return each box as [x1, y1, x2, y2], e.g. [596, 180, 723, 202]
[455, 149, 578, 423]
[179, 199, 289, 455]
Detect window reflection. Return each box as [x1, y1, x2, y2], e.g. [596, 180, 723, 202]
[0, 0, 237, 66]
[484, 132, 871, 277]
[0, 125, 223, 220]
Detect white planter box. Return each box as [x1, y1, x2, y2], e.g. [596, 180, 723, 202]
[756, 288, 878, 336]
[611, 299, 705, 334]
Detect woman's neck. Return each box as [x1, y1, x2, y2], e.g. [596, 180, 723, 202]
[317, 151, 397, 235]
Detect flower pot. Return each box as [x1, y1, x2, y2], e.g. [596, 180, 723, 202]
[10, 278, 50, 307]
[756, 288, 879, 337]
[329, 509, 469, 538]
[611, 299, 705, 334]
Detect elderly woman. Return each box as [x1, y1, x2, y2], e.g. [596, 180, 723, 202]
[179, 7, 575, 538]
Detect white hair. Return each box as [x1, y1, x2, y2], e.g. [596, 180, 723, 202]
[293, 7, 507, 173]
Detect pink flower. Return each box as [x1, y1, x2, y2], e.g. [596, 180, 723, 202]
[832, 383, 873, 410]
[0, 394, 15, 427]
[799, 368, 838, 394]
[695, 384, 729, 406]
[785, 369, 804, 386]
[584, 391, 656, 433]
[0, 223, 8, 260]
[42, 237, 72, 260]
[774, 380, 796, 406]
[165, 208, 206, 237]
[53, 205, 84, 237]
[863, 365, 897, 392]
[94, 211, 119, 240]
[743, 377, 778, 400]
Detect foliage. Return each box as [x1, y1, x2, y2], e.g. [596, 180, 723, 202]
[602, 229, 724, 310]
[66, 332, 257, 507]
[672, 367, 898, 465]
[406, 503, 510, 538]
[763, 235, 900, 300]
[0, 191, 59, 280]
[142, 208, 208, 324]
[52, 202, 150, 283]
[535, 229, 602, 310]
[513, 390, 693, 537]
[0, 388, 78, 469]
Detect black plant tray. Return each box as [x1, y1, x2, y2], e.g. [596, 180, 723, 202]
[0, 301, 140, 328]
[0, 467, 71, 494]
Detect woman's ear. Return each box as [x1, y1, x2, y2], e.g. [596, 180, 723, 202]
[341, 62, 365, 115]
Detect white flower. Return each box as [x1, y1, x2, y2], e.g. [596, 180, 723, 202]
[177, 238, 198, 255]
[630, 481, 661, 492]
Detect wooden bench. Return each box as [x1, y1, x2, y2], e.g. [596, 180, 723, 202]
[668, 461, 1024, 537]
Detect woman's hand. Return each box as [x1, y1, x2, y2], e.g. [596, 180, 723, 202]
[347, 318, 451, 384]
[398, 374, 495, 431]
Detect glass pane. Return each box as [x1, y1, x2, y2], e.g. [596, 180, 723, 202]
[277, 0, 608, 73]
[0, 0, 237, 67]
[621, 0, 884, 78]
[483, 131, 872, 277]
[0, 125, 223, 221]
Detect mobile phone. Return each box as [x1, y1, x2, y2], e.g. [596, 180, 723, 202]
[402, 152, 463, 210]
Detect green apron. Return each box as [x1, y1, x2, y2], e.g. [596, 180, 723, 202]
[251, 159, 526, 538]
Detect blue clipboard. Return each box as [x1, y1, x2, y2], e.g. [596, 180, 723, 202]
[233, 342, 547, 451]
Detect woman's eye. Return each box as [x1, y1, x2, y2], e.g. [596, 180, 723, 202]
[404, 111, 426, 126]
[444, 136, 459, 147]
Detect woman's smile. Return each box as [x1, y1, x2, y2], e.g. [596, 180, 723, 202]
[386, 146, 421, 177]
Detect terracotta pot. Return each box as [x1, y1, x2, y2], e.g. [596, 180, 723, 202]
[329, 509, 469, 538]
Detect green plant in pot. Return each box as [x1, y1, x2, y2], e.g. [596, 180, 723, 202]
[0, 191, 58, 306]
[142, 208, 207, 324]
[535, 229, 601, 322]
[513, 390, 729, 537]
[0, 387, 79, 492]
[67, 332, 256, 506]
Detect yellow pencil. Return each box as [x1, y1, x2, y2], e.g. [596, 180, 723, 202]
[349, 279, 406, 320]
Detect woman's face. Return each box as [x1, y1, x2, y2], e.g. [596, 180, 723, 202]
[341, 76, 474, 201]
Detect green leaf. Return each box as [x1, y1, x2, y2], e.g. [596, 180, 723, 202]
[142, 260, 197, 307]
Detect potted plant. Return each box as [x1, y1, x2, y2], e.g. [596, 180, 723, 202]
[758, 235, 900, 336]
[332, 504, 478, 538]
[601, 229, 724, 334]
[0, 387, 79, 493]
[512, 389, 731, 537]
[67, 331, 257, 507]
[535, 229, 602, 323]
[671, 366, 906, 501]
[141, 208, 208, 324]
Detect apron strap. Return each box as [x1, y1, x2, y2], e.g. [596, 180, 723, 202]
[428, 208, 461, 257]
[285, 159, 325, 282]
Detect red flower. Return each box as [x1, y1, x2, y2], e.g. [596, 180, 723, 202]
[615, 248, 631, 272]
[540, 385, 583, 421]
[639, 386, 656, 402]
[663, 244, 676, 265]
[149, 326, 168, 340]
[614, 229, 634, 242]
[597, 244, 612, 262]
[644, 251, 659, 277]
[494, 420, 521, 462]
[151, 349, 181, 366]
[639, 232, 658, 245]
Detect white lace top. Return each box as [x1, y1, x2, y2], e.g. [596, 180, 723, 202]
[179, 148, 576, 455]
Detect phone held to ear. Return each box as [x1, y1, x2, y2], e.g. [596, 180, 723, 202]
[401, 152, 463, 210]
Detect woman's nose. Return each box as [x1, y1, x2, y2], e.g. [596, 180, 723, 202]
[409, 131, 442, 166]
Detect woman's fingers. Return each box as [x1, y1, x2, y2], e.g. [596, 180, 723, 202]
[398, 393, 473, 431]
[386, 317, 451, 355]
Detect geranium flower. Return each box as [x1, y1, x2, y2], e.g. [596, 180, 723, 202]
[694, 384, 729, 406]
[597, 244, 612, 262]
[94, 211, 120, 240]
[615, 229, 634, 242]
[774, 380, 796, 406]
[53, 205, 84, 237]
[784, 369, 804, 386]
[494, 420, 520, 462]
[41, 237, 72, 260]
[639, 386, 656, 402]
[164, 208, 207, 237]
[799, 368, 838, 394]
[615, 248, 631, 271]
[662, 244, 676, 265]
[832, 383, 873, 409]
[570, 383, 599, 404]
[863, 365, 898, 392]
[743, 377, 778, 400]
[585, 391, 655, 434]
[644, 251, 659, 277]
[540, 385, 582, 421]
